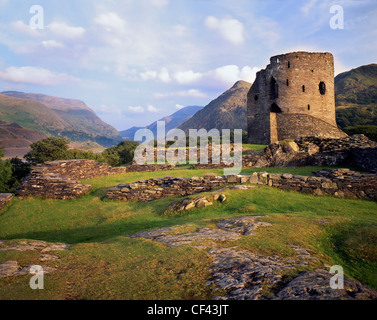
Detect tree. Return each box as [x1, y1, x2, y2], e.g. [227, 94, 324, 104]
[24, 137, 71, 164]
[102, 141, 139, 166]
[115, 141, 139, 165]
[0, 147, 12, 193]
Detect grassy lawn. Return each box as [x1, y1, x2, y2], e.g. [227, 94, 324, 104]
[0, 165, 376, 300]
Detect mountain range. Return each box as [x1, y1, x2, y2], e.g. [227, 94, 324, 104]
[178, 80, 250, 133]
[1, 63, 376, 159]
[0, 91, 122, 147]
[334, 64, 377, 128]
[120, 106, 203, 140]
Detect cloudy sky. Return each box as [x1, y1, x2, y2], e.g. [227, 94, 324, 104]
[0, 0, 376, 131]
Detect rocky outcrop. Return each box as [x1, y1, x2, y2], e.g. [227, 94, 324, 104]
[0, 240, 69, 278]
[129, 216, 377, 300]
[244, 134, 377, 172]
[0, 193, 13, 211]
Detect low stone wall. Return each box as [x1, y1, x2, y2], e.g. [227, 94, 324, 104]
[107, 173, 236, 202]
[16, 171, 92, 200]
[126, 164, 176, 173]
[0, 193, 13, 211]
[35, 159, 128, 180]
[264, 169, 377, 200]
[107, 169, 377, 202]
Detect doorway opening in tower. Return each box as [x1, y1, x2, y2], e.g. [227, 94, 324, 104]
[270, 103, 282, 113]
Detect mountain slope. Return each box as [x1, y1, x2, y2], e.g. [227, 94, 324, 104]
[0, 91, 122, 146]
[120, 106, 203, 140]
[0, 121, 48, 158]
[178, 81, 251, 133]
[335, 64, 377, 128]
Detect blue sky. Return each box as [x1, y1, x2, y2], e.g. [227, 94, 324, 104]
[0, 0, 376, 131]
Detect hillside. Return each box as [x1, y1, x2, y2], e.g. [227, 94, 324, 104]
[178, 81, 251, 133]
[335, 64, 377, 128]
[0, 92, 122, 147]
[0, 120, 47, 158]
[120, 105, 203, 140]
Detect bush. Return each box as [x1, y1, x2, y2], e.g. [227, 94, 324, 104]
[343, 125, 377, 142]
[24, 137, 71, 164]
[103, 141, 139, 166]
[0, 147, 12, 193]
[0, 148, 31, 193]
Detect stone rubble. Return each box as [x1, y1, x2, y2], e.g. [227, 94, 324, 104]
[0, 193, 13, 211]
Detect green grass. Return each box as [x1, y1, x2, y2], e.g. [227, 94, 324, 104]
[0, 166, 376, 299]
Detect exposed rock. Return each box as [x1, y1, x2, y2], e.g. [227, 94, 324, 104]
[273, 269, 377, 300]
[0, 193, 13, 211]
[128, 216, 377, 300]
[243, 135, 377, 172]
[0, 240, 70, 271]
[216, 216, 272, 236]
[0, 260, 56, 278]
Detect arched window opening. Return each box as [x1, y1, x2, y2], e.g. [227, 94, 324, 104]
[270, 103, 282, 113]
[288, 61, 290, 68]
[254, 94, 259, 101]
[319, 82, 326, 95]
[302, 85, 305, 92]
[270, 77, 279, 100]
[308, 104, 311, 111]
[286, 79, 289, 86]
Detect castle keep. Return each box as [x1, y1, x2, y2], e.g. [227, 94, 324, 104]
[247, 52, 346, 144]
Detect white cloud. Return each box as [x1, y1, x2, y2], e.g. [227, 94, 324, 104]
[154, 89, 207, 99]
[150, 0, 169, 7]
[205, 16, 245, 45]
[175, 104, 185, 110]
[158, 67, 171, 83]
[127, 106, 145, 114]
[173, 25, 188, 37]
[48, 21, 86, 40]
[173, 70, 203, 84]
[41, 40, 65, 49]
[0, 66, 79, 86]
[147, 104, 160, 113]
[140, 70, 158, 81]
[11, 20, 42, 37]
[208, 65, 258, 86]
[140, 68, 171, 83]
[93, 12, 127, 34]
[94, 104, 122, 115]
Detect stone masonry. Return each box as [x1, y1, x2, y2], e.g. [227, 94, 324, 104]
[107, 168, 377, 202]
[247, 52, 346, 144]
[0, 193, 13, 211]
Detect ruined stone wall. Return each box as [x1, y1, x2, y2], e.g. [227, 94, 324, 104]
[35, 159, 127, 180]
[16, 171, 92, 200]
[107, 169, 377, 202]
[247, 52, 343, 144]
[107, 174, 232, 202]
[276, 114, 346, 141]
[0, 193, 13, 211]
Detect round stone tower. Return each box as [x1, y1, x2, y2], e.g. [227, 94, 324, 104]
[247, 51, 346, 144]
